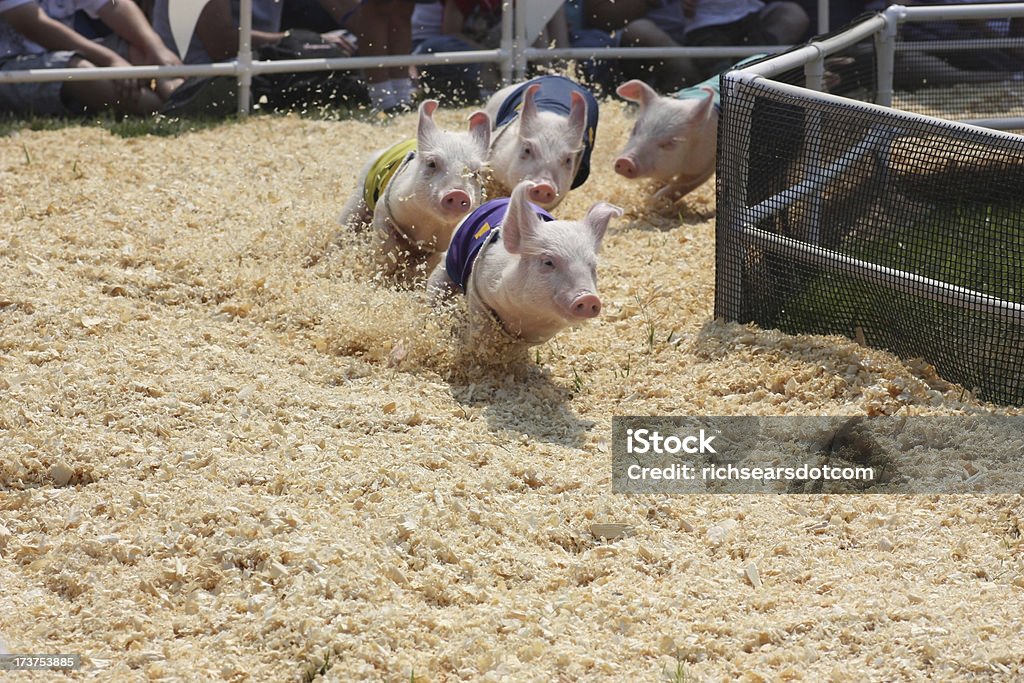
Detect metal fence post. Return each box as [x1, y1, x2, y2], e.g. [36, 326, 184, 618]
[238, 0, 253, 116]
[876, 5, 902, 108]
[500, 0, 514, 86]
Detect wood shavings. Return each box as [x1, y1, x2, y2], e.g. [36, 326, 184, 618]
[0, 106, 1020, 682]
[589, 523, 632, 541]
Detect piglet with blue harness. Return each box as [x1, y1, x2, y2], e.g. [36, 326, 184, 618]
[483, 75, 600, 211]
[428, 181, 622, 346]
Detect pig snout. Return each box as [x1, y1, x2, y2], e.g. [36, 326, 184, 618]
[571, 293, 602, 319]
[440, 189, 472, 215]
[614, 156, 639, 178]
[528, 183, 558, 207]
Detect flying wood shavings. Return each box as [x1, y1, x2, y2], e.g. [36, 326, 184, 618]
[0, 100, 1020, 682]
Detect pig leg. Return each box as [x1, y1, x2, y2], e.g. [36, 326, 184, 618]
[338, 152, 379, 231]
[374, 213, 433, 286]
[375, 226, 418, 284]
[374, 211, 406, 279]
[426, 259, 458, 306]
[653, 167, 715, 204]
[422, 249, 445, 281]
[338, 192, 371, 231]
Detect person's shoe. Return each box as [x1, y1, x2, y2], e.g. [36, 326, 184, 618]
[382, 99, 417, 116]
[159, 76, 245, 118]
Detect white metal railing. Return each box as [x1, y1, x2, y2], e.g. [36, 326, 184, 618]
[0, 0, 832, 116]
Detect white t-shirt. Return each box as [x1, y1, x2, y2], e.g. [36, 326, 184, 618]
[411, 1, 442, 45]
[0, 0, 109, 58]
[685, 0, 765, 34]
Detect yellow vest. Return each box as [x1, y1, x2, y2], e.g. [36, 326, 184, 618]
[363, 138, 417, 212]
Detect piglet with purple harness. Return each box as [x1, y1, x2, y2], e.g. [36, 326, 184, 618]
[428, 181, 622, 345]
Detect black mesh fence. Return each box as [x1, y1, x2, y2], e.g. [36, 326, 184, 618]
[716, 67, 1024, 405]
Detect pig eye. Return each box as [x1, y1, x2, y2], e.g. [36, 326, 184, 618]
[658, 140, 677, 151]
[426, 159, 438, 170]
[520, 143, 533, 159]
[541, 256, 556, 269]
[562, 155, 573, 168]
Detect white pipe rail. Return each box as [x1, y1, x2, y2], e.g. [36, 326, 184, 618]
[0, 50, 508, 84]
[740, 226, 1024, 326]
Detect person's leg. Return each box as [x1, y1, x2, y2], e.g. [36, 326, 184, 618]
[102, 34, 183, 105]
[281, 0, 342, 33]
[386, 0, 416, 109]
[621, 17, 700, 89]
[0, 54, 74, 116]
[759, 2, 810, 44]
[568, 28, 621, 96]
[412, 35, 481, 104]
[352, 0, 395, 110]
[63, 56, 163, 114]
[683, 23, 739, 80]
[894, 51, 1020, 90]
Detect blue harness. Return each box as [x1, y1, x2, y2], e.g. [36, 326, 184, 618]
[494, 75, 599, 190]
[445, 198, 555, 292]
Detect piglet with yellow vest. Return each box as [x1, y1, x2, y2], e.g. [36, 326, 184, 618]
[428, 181, 622, 346]
[339, 100, 491, 283]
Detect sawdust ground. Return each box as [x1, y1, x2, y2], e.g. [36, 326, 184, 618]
[0, 101, 1022, 682]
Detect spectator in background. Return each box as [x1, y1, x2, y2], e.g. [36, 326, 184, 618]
[682, 0, 809, 79]
[864, 0, 1023, 88]
[411, 0, 442, 49]
[150, 0, 361, 114]
[414, 0, 580, 104]
[795, 0, 871, 39]
[412, 0, 502, 104]
[290, 0, 420, 113]
[0, 0, 182, 116]
[151, 0, 354, 63]
[350, 0, 416, 113]
[560, 0, 622, 95]
[585, 0, 701, 91]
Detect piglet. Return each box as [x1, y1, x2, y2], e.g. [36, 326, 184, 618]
[339, 99, 491, 282]
[428, 181, 622, 345]
[484, 75, 599, 211]
[614, 78, 719, 204]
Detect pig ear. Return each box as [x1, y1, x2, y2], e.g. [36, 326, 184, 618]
[694, 87, 716, 120]
[583, 202, 622, 250]
[616, 79, 656, 107]
[519, 84, 542, 138]
[467, 110, 491, 153]
[567, 90, 587, 147]
[502, 182, 541, 255]
[417, 99, 440, 149]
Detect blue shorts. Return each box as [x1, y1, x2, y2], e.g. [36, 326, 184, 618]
[0, 52, 78, 116]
